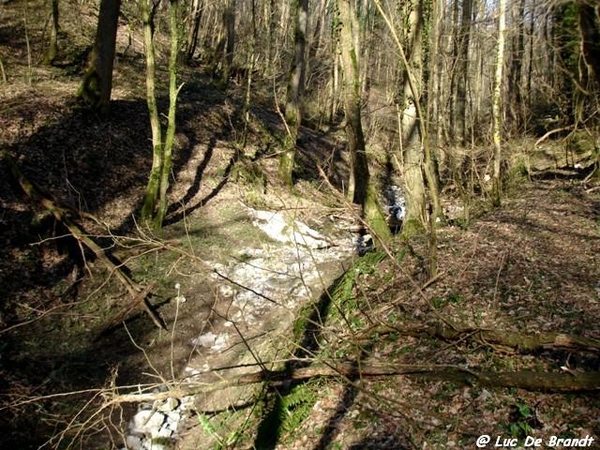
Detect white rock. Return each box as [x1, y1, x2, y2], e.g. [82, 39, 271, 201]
[130, 410, 166, 434]
[248, 209, 330, 249]
[159, 397, 180, 413]
[167, 411, 181, 423]
[184, 366, 200, 375]
[167, 411, 181, 425]
[153, 427, 173, 439]
[126, 434, 144, 450]
[218, 284, 234, 297]
[212, 333, 229, 351]
[192, 332, 217, 347]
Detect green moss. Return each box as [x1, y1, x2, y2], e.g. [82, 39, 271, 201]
[364, 184, 392, 242]
[401, 217, 426, 238]
[232, 160, 266, 189]
[76, 69, 100, 107]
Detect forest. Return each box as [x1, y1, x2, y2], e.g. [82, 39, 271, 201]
[0, 0, 599, 449]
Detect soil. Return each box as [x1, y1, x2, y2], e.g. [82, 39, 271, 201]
[1, 1, 600, 450]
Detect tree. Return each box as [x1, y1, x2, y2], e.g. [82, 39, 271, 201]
[491, 0, 506, 207]
[507, 0, 526, 134]
[76, 0, 121, 114]
[184, 0, 203, 63]
[220, 0, 236, 87]
[278, 0, 309, 187]
[337, 0, 391, 242]
[577, 0, 600, 87]
[140, 0, 181, 229]
[373, 0, 444, 236]
[44, 0, 60, 65]
[450, 0, 473, 147]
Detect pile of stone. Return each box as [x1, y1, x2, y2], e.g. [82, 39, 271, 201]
[123, 395, 195, 450]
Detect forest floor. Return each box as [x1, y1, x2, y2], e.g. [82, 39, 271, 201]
[1, 0, 600, 449]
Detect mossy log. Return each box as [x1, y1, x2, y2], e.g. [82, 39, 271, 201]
[358, 324, 600, 353]
[1, 150, 165, 332]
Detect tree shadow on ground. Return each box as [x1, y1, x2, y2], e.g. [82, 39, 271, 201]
[253, 271, 369, 450]
[253, 277, 337, 448]
[0, 74, 248, 449]
[294, 126, 349, 190]
[346, 433, 413, 450]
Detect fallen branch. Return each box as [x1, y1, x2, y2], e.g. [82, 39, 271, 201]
[1, 150, 165, 332]
[104, 359, 600, 407]
[534, 125, 572, 148]
[357, 323, 600, 353]
[95, 281, 158, 340]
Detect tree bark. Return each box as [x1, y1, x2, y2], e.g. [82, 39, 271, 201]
[44, 0, 59, 65]
[140, 0, 181, 229]
[279, 0, 308, 187]
[338, 0, 367, 205]
[456, 0, 473, 146]
[359, 324, 600, 354]
[338, 0, 390, 241]
[156, 0, 180, 227]
[107, 361, 600, 403]
[185, 0, 203, 62]
[578, 1, 600, 86]
[507, 0, 525, 134]
[140, 0, 163, 223]
[492, 0, 506, 207]
[76, 0, 121, 114]
[220, 0, 236, 88]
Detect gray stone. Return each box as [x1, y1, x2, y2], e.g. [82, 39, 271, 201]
[159, 397, 180, 413]
[125, 434, 144, 450]
[130, 410, 166, 434]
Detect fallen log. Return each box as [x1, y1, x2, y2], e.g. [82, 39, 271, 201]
[1, 150, 166, 332]
[357, 324, 600, 353]
[104, 359, 600, 408]
[433, 325, 600, 353]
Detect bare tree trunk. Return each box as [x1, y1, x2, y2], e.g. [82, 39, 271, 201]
[338, 0, 390, 241]
[76, 0, 121, 114]
[454, 0, 473, 147]
[140, 0, 181, 229]
[44, 0, 59, 65]
[308, 0, 328, 70]
[185, 0, 203, 62]
[427, 0, 444, 156]
[507, 0, 525, 134]
[329, 42, 341, 124]
[220, 0, 236, 87]
[374, 0, 443, 235]
[526, 3, 535, 110]
[265, 0, 276, 76]
[402, 0, 428, 234]
[279, 0, 309, 187]
[156, 0, 180, 227]
[140, 0, 163, 223]
[492, 0, 506, 207]
[578, 1, 600, 86]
